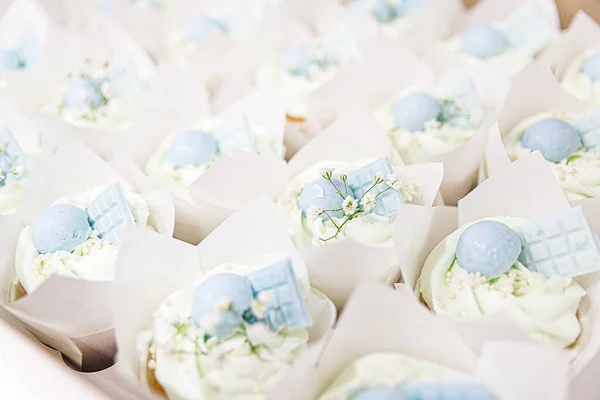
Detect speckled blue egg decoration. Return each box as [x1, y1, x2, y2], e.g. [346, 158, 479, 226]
[456, 220, 522, 279]
[192, 273, 254, 338]
[521, 118, 582, 163]
[581, 52, 600, 81]
[31, 204, 92, 254]
[297, 177, 346, 220]
[461, 25, 508, 60]
[166, 129, 219, 168]
[400, 382, 498, 400]
[393, 92, 441, 132]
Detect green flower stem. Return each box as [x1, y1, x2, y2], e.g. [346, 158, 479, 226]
[324, 176, 346, 200]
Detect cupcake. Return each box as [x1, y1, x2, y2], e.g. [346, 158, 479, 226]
[419, 206, 596, 349]
[256, 25, 362, 121]
[277, 156, 422, 248]
[11, 182, 155, 299]
[561, 47, 600, 106]
[374, 76, 487, 164]
[347, 0, 425, 40]
[502, 110, 600, 200]
[0, 127, 32, 214]
[445, 3, 555, 75]
[146, 113, 285, 202]
[317, 352, 497, 400]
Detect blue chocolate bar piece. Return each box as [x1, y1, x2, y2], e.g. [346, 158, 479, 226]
[213, 114, 255, 155]
[247, 259, 312, 331]
[0, 126, 30, 186]
[572, 110, 600, 153]
[516, 206, 600, 278]
[346, 157, 403, 217]
[86, 182, 134, 245]
[399, 381, 498, 400]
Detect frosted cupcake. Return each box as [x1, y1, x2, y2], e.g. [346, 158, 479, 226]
[12, 182, 154, 298]
[318, 352, 497, 400]
[374, 77, 486, 164]
[141, 259, 317, 400]
[277, 157, 421, 248]
[419, 206, 598, 349]
[256, 26, 361, 121]
[146, 114, 285, 201]
[561, 47, 600, 106]
[503, 110, 600, 200]
[0, 127, 32, 214]
[348, 0, 425, 40]
[445, 4, 555, 75]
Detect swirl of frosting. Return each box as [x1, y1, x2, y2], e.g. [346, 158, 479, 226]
[419, 217, 586, 349]
[562, 47, 600, 106]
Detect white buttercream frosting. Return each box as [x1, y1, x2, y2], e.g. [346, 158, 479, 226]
[276, 160, 422, 248]
[145, 116, 284, 201]
[503, 111, 600, 200]
[317, 352, 479, 400]
[15, 185, 154, 294]
[562, 47, 600, 106]
[420, 216, 586, 349]
[0, 178, 27, 215]
[146, 262, 310, 400]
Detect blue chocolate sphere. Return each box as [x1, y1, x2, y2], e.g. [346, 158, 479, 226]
[192, 273, 254, 338]
[461, 25, 508, 60]
[521, 118, 582, 163]
[186, 16, 227, 43]
[456, 220, 522, 279]
[581, 52, 600, 81]
[353, 386, 402, 400]
[0, 48, 27, 71]
[32, 204, 92, 254]
[63, 78, 106, 110]
[393, 92, 441, 132]
[166, 130, 219, 168]
[297, 177, 346, 220]
[283, 44, 316, 78]
[400, 382, 498, 400]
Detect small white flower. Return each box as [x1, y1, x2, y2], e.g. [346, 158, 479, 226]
[246, 323, 274, 346]
[251, 299, 269, 319]
[374, 171, 384, 183]
[342, 195, 358, 215]
[257, 291, 273, 304]
[214, 297, 232, 313]
[401, 183, 418, 202]
[319, 167, 334, 179]
[306, 205, 323, 221]
[424, 119, 441, 131]
[199, 313, 220, 332]
[312, 237, 326, 247]
[11, 165, 23, 176]
[360, 193, 376, 212]
[385, 173, 401, 190]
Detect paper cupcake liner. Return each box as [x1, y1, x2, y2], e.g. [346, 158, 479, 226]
[0, 139, 174, 370]
[113, 195, 337, 398]
[395, 151, 600, 397]
[271, 281, 571, 400]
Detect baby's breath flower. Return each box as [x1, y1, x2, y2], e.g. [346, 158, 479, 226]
[319, 167, 334, 179]
[424, 119, 442, 131]
[374, 171, 384, 184]
[306, 205, 323, 221]
[246, 323, 274, 346]
[251, 299, 269, 319]
[342, 195, 358, 215]
[214, 297, 232, 313]
[199, 313, 220, 332]
[360, 193, 377, 212]
[257, 291, 273, 304]
[385, 173, 401, 190]
[312, 237, 326, 247]
[401, 183, 418, 202]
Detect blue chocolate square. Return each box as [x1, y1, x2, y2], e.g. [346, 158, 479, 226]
[0, 126, 30, 186]
[86, 182, 134, 245]
[213, 114, 255, 155]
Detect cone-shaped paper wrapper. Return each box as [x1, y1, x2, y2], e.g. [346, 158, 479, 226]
[114, 195, 336, 395]
[0, 139, 174, 370]
[538, 11, 600, 77]
[271, 281, 570, 400]
[0, 95, 41, 158]
[484, 64, 589, 179]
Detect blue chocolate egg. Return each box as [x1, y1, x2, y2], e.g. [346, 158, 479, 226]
[400, 382, 498, 400]
[461, 25, 508, 60]
[63, 78, 106, 110]
[456, 220, 522, 279]
[186, 16, 227, 43]
[393, 92, 441, 132]
[297, 177, 346, 220]
[521, 118, 582, 163]
[283, 44, 315, 78]
[352, 386, 402, 400]
[581, 52, 600, 81]
[32, 204, 92, 254]
[0, 48, 27, 71]
[166, 129, 219, 168]
[192, 273, 254, 338]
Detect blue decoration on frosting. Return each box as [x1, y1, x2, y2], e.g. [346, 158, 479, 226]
[456, 220, 522, 279]
[186, 15, 227, 43]
[63, 77, 108, 110]
[400, 382, 498, 399]
[0, 31, 40, 71]
[0, 48, 27, 71]
[297, 177, 346, 220]
[283, 44, 327, 79]
[86, 182, 134, 246]
[192, 273, 254, 338]
[166, 129, 219, 168]
[0, 127, 31, 187]
[393, 92, 441, 132]
[32, 204, 92, 254]
[521, 118, 582, 163]
[351, 386, 402, 400]
[213, 114, 255, 155]
[571, 109, 600, 153]
[581, 52, 600, 81]
[353, 0, 424, 24]
[461, 25, 508, 60]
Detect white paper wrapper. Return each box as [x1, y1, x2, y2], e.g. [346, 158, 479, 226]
[395, 151, 600, 394]
[0, 139, 174, 370]
[190, 108, 443, 308]
[113, 195, 337, 398]
[31, 15, 158, 159]
[271, 281, 571, 400]
[483, 63, 589, 180]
